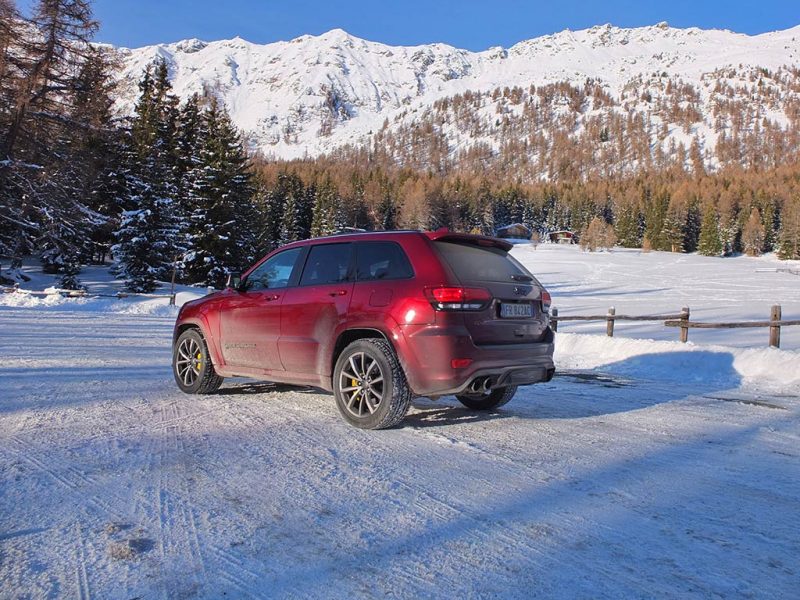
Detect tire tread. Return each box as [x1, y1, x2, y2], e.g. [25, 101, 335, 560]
[335, 338, 411, 429]
[174, 328, 223, 394]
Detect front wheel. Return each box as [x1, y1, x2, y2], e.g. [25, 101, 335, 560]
[333, 339, 411, 429]
[173, 328, 223, 394]
[456, 385, 517, 411]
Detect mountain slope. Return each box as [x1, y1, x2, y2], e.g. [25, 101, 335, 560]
[113, 23, 800, 171]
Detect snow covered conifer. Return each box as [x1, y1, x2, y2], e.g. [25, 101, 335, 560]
[697, 205, 723, 256]
[182, 98, 255, 287]
[113, 60, 186, 292]
[614, 204, 641, 248]
[311, 176, 343, 237]
[777, 197, 800, 260]
[279, 187, 303, 244]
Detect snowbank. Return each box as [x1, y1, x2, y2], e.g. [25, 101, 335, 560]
[556, 333, 800, 391]
[0, 290, 84, 308]
[0, 290, 204, 315]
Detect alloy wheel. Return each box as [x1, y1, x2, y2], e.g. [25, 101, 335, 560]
[175, 337, 203, 387]
[338, 351, 385, 418]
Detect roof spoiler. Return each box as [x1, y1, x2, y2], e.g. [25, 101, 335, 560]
[424, 230, 514, 252]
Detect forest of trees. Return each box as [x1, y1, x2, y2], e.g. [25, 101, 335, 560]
[1, 1, 799, 294]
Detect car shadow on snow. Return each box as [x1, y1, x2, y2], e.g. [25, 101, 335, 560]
[405, 402, 515, 427]
[214, 381, 321, 396]
[405, 350, 742, 426]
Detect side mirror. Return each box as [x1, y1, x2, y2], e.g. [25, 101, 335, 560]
[226, 272, 242, 290]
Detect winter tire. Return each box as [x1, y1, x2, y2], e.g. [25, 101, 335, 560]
[456, 385, 517, 411]
[333, 339, 411, 429]
[173, 328, 223, 394]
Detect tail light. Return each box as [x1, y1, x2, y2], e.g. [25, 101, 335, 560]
[424, 286, 491, 311]
[540, 290, 551, 313]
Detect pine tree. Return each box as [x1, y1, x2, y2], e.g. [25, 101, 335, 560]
[113, 61, 186, 291]
[614, 204, 641, 248]
[643, 189, 669, 251]
[175, 94, 202, 206]
[279, 188, 303, 244]
[683, 201, 702, 253]
[183, 99, 255, 287]
[311, 176, 343, 237]
[777, 197, 800, 260]
[664, 196, 687, 253]
[112, 191, 181, 292]
[377, 188, 399, 230]
[761, 199, 777, 252]
[253, 184, 280, 253]
[698, 205, 723, 256]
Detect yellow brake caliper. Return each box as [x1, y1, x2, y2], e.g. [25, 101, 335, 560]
[196, 352, 202, 372]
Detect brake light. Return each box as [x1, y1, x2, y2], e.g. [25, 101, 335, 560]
[425, 286, 491, 311]
[451, 358, 473, 369]
[540, 290, 551, 313]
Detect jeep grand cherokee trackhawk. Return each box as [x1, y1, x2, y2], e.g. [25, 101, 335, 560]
[172, 230, 555, 429]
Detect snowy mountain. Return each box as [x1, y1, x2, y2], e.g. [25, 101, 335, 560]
[113, 23, 800, 165]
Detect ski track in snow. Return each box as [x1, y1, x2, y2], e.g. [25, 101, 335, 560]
[2, 247, 800, 598]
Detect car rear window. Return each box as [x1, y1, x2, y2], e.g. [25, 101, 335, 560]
[434, 241, 534, 283]
[355, 242, 414, 281]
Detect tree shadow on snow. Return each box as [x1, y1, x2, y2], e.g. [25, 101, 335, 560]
[545, 284, 672, 298]
[513, 350, 742, 420]
[404, 350, 742, 426]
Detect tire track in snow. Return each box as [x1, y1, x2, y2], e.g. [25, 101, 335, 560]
[151, 399, 266, 599]
[5, 436, 128, 522]
[152, 400, 205, 598]
[74, 522, 91, 600]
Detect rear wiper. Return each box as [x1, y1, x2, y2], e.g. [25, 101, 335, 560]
[511, 274, 533, 282]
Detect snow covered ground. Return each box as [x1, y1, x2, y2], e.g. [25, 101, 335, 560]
[1, 248, 799, 598]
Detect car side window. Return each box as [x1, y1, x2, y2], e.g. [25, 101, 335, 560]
[355, 242, 414, 281]
[245, 247, 302, 291]
[300, 243, 352, 286]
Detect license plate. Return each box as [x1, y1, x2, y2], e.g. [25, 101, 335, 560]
[500, 302, 533, 318]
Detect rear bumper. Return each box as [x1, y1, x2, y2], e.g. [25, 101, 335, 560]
[394, 323, 555, 397]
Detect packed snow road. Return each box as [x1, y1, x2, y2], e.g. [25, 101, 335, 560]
[1, 305, 799, 599]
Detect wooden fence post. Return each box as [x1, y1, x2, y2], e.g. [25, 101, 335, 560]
[680, 306, 690, 343]
[606, 307, 615, 337]
[551, 307, 558, 332]
[769, 304, 781, 348]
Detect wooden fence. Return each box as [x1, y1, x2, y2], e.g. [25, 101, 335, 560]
[551, 305, 799, 349]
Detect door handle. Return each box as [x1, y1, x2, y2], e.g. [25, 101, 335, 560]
[329, 289, 348, 297]
[264, 294, 280, 301]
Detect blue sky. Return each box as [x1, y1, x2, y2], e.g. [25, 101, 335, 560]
[20, 0, 800, 49]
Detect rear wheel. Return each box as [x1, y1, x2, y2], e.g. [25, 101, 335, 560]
[456, 385, 517, 411]
[173, 328, 223, 394]
[333, 339, 411, 429]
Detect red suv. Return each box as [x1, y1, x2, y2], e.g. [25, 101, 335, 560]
[172, 230, 555, 429]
